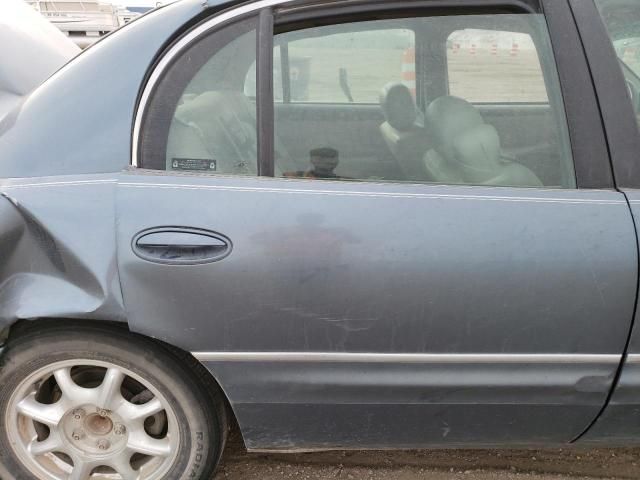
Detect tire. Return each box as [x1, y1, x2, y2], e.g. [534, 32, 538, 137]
[0, 321, 227, 480]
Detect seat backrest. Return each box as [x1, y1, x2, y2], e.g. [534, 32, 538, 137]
[424, 96, 542, 187]
[378, 83, 431, 181]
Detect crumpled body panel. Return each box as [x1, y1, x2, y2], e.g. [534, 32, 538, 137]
[0, 176, 124, 331]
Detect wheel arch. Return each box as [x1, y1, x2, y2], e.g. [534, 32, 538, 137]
[0, 317, 244, 445]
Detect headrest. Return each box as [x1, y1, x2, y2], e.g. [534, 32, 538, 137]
[379, 83, 417, 132]
[426, 96, 483, 157]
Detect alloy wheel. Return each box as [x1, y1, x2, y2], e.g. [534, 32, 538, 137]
[6, 359, 180, 480]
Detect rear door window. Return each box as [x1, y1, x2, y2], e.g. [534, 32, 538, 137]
[272, 14, 575, 188]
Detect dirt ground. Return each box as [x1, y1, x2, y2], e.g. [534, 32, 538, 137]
[215, 433, 640, 480]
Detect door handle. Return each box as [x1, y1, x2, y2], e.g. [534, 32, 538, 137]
[132, 227, 232, 264]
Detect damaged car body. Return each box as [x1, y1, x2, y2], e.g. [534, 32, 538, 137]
[2, 0, 640, 478]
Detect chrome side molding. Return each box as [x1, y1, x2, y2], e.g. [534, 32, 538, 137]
[192, 352, 622, 363]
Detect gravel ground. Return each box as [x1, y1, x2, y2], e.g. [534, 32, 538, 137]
[215, 432, 640, 480]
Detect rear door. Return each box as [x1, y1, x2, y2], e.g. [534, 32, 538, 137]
[116, 0, 638, 450]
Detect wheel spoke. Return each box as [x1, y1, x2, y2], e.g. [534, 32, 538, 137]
[28, 431, 64, 456]
[16, 393, 66, 427]
[127, 430, 172, 457]
[117, 397, 164, 421]
[9, 360, 178, 480]
[96, 367, 125, 410]
[69, 458, 93, 480]
[54, 368, 95, 405]
[110, 453, 140, 480]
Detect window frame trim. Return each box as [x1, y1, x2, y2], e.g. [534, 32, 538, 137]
[257, 7, 276, 176]
[538, 0, 614, 189]
[568, 0, 640, 189]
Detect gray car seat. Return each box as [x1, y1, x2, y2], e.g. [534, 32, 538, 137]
[423, 95, 543, 187]
[166, 90, 295, 175]
[379, 83, 431, 181]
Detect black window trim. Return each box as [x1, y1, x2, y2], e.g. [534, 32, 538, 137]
[568, 0, 640, 189]
[257, 7, 275, 177]
[539, 0, 614, 189]
[274, 0, 539, 23]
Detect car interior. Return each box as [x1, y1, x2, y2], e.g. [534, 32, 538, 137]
[162, 13, 577, 189]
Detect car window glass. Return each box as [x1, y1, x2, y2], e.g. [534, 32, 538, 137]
[139, 19, 258, 174]
[594, 0, 640, 131]
[245, 30, 414, 104]
[447, 29, 548, 103]
[272, 15, 575, 188]
[279, 28, 414, 103]
[245, 47, 284, 101]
